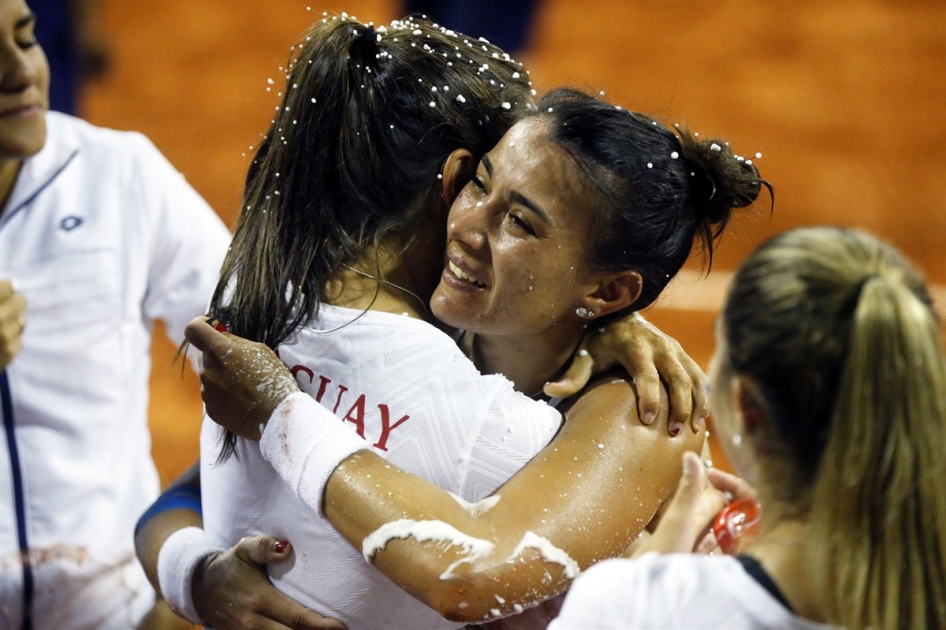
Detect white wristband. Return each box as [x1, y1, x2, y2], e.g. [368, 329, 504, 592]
[156, 526, 224, 625]
[260, 391, 368, 515]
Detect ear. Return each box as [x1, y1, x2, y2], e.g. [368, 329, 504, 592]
[441, 148, 477, 206]
[580, 270, 643, 319]
[733, 376, 767, 437]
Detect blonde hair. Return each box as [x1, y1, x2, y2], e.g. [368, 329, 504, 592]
[722, 226, 946, 629]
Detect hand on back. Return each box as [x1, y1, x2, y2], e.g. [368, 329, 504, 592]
[184, 317, 299, 441]
[545, 313, 708, 435]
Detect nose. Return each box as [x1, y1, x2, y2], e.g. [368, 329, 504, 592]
[447, 194, 492, 251]
[0, 42, 40, 94]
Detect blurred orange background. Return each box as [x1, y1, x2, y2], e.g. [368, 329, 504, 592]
[77, 0, 945, 486]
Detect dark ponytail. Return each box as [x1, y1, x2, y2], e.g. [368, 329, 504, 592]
[210, 14, 533, 459]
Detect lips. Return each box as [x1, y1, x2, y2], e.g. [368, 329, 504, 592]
[447, 260, 486, 288]
[0, 104, 42, 117]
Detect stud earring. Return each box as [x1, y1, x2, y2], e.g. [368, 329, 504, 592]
[576, 307, 595, 318]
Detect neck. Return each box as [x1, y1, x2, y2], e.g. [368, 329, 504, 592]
[465, 325, 583, 397]
[330, 238, 440, 323]
[743, 503, 825, 622]
[329, 197, 446, 322]
[0, 159, 23, 215]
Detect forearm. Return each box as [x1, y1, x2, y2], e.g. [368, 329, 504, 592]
[135, 461, 203, 592]
[325, 453, 579, 622]
[268, 378, 701, 622]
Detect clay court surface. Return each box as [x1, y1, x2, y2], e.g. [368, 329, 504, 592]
[79, 0, 946, 484]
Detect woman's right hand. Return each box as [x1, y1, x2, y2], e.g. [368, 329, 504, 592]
[192, 536, 347, 630]
[544, 313, 707, 436]
[184, 316, 299, 441]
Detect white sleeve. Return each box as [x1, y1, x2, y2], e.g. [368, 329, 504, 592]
[128, 133, 231, 353]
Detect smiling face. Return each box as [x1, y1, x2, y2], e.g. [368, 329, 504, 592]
[0, 0, 47, 161]
[430, 117, 604, 338]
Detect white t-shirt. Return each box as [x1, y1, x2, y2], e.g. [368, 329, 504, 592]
[549, 553, 835, 629]
[201, 304, 563, 630]
[0, 112, 230, 629]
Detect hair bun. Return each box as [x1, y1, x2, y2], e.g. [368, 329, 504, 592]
[678, 131, 769, 226]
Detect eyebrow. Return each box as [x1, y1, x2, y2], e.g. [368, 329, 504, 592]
[482, 154, 551, 224]
[16, 13, 36, 28]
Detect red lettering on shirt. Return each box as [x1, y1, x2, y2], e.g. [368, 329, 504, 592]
[343, 394, 367, 438]
[373, 404, 410, 451]
[314, 374, 332, 403]
[331, 385, 348, 414]
[291, 365, 314, 385]
[286, 363, 412, 450]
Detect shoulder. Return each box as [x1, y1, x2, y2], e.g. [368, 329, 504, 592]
[46, 111, 156, 153]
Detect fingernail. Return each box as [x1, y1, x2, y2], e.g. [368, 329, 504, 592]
[214, 321, 228, 333]
[683, 452, 701, 476]
[643, 412, 655, 425]
[273, 540, 288, 553]
[694, 416, 706, 432]
[669, 422, 683, 436]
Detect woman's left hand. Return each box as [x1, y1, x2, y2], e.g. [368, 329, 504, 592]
[184, 316, 300, 441]
[543, 313, 707, 434]
[633, 452, 756, 557]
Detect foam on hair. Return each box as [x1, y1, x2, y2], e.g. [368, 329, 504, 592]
[532, 88, 769, 313]
[209, 14, 533, 461]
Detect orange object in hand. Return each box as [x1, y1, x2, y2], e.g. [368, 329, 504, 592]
[713, 497, 761, 555]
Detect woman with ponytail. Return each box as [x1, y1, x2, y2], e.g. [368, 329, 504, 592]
[551, 226, 946, 629]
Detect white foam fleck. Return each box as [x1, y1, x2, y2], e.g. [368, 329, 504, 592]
[510, 532, 580, 579]
[447, 492, 501, 517]
[363, 519, 495, 580]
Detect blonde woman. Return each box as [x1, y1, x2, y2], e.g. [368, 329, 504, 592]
[552, 226, 946, 630]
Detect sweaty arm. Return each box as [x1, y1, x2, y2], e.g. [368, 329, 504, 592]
[321, 375, 701, 623]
